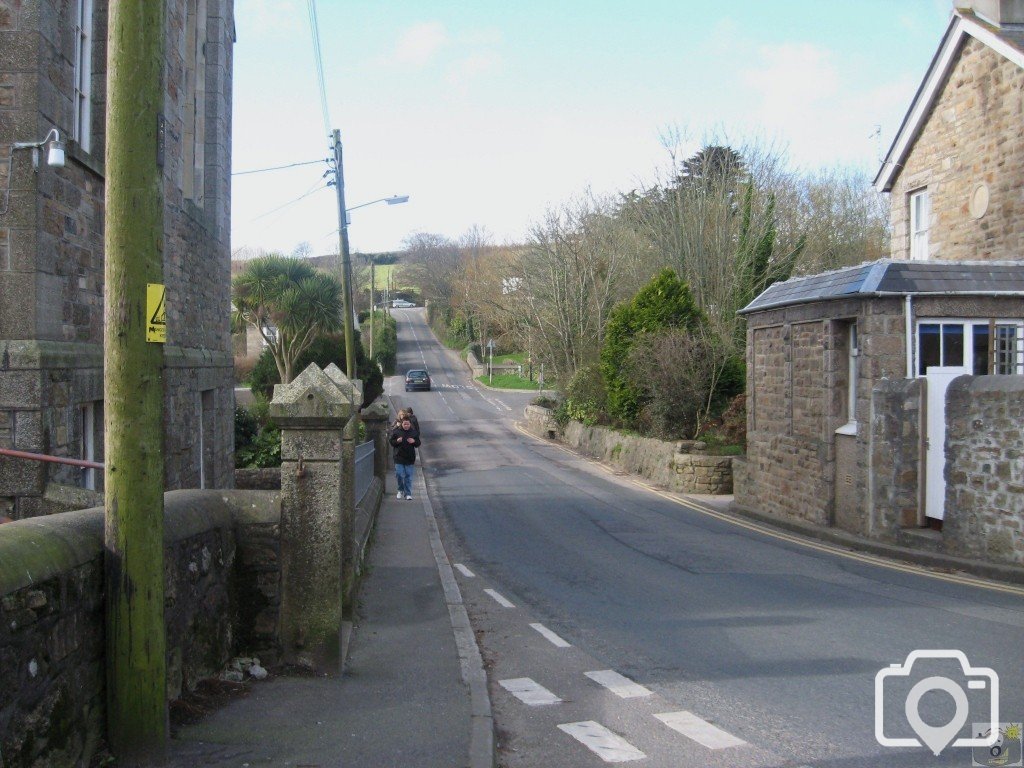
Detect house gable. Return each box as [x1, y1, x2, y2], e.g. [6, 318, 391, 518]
[877, 11, 1024, 262]
[875, 10, 1024, 193]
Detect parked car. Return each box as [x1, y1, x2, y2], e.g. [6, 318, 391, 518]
[392, 299, 415, 308]
[405, 369, 431, 392]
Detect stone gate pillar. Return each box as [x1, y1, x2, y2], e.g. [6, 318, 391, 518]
[270, 363, 351, 674]
[360, 399, 391, 483]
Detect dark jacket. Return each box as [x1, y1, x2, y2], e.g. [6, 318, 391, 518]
[390, 426, 421, 465]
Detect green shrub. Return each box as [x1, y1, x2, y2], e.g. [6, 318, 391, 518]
[248, 333, 383, 405]
[369, 311, 398, 375]
[234, 406, 259, 449]
[556, 364, 607, 426]
[234, 398, 281, 468]
[600, 269, 704, 424]
[236, 425, 281, 468]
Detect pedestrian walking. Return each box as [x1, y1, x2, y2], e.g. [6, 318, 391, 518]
[389, 415, 420, 500]
[404, 406, 420, 433]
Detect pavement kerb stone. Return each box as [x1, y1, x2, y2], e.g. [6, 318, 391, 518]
[417, 469, 496, 768]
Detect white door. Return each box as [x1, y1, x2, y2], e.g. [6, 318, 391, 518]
[924, 366, 969, 521]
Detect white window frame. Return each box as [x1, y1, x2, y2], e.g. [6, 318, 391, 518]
[836, 322, 859, 435]
[915, 319, 1024, 377]
[73, 0, 94, 153]
[80, 401, 97, 490]
[909, 188, 930, 261]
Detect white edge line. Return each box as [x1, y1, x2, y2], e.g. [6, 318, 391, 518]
[584, 669, 652, 698]
[454, 563, 475, 578]
[530, 622, 571, 648]
[484, 588, 515, 608]
[654, 710, 747, 750]
[499, 677, 562, 706]
[557, 721, 646, 762]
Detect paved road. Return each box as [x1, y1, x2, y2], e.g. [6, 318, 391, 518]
[387, 308, 1024, 768]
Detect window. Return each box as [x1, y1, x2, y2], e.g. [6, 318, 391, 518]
[80, 400, 102, 490]
[919, 320, 1023, 376]
[847, 323, 858, 423]
[183, 0, 207, 204]
[73, 0, 94, 152]
[979, 324, 1024, 374]
[909, 189, 930, 260]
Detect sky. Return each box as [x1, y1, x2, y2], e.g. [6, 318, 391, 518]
[231, 0, 953, 257]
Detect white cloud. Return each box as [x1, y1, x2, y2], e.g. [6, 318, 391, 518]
[393, 22, 449, 67]
[445, 51, 504, 90]
[742, 43, 840, 110]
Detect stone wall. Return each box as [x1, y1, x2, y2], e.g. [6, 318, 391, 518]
[739, 297, 908, 529]
[889, 35, 1024, 262]
[0, 0, 236, 519]
[869, 378, 923, 536]
[526, 408, 733, 494]
[523, 404, 557, 439]
[0, 489, 279, 768]
[944, 375, 1024, 565]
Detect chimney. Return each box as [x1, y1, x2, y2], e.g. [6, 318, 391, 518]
[959, 0, 1024, 25]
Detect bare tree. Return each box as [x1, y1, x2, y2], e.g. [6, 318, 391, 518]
[617, 133, 799, 355]
[775, 168, 890, 275]
[402, 232, 462, 307]
[513, 194, 639, 382]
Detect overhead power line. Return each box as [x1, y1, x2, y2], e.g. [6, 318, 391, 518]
[232, 158, 327, 177]
[306, 0, 332, 140]
[251, 178, 330, 221]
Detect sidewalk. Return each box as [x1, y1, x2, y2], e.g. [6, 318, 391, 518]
[168, 472, 487, 767]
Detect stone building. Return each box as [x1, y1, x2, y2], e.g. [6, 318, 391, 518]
[876, 0, 1024, 262]
[735, 263, 1024, 561]
[735, 0, 1024, 567]
[0, 0, 236, 519]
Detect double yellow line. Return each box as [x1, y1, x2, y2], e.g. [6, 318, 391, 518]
[512, 422, 1024, 597]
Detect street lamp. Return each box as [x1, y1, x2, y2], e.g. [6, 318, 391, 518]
[342, 195, 409, 362]
[347, 195, 409, 214]
[327, 132, 408, 379]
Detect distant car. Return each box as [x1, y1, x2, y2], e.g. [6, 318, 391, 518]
[392, 299, 415, 308]
[405, 369, 431, 392]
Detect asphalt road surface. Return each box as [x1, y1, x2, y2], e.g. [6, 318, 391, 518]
[386, 307, 1024, 768]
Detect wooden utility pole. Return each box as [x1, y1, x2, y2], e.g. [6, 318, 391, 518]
[103, 1, 168, 762]
[331, 129, 356, 379]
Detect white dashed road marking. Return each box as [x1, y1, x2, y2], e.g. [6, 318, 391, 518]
[499, 677, 562, 706]
[557, 721, 646, 763]
[584, 670, 652, 699]
[484, 589, 515, 608]
[454, 563, 475, 578]
[530, 622, 571, 648]
[654, 710, 747, 750]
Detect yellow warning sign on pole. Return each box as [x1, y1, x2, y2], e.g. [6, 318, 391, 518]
[146, 283, 166, 343]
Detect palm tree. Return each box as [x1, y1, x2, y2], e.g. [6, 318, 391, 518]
[232, 254, 343, 383]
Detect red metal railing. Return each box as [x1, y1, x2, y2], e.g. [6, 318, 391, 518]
[0, 447, 103, 470]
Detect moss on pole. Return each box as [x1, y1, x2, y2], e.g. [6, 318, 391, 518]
[103, 0, 168, 762]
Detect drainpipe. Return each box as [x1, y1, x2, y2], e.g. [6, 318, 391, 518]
[905, 295, 914, 379]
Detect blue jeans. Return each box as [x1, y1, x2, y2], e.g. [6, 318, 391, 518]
[395, 462, 415, 497]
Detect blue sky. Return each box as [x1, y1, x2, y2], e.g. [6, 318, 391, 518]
[231, 0, 952, 256]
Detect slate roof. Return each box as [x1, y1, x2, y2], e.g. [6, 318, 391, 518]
[739, 260, 1024, 314]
